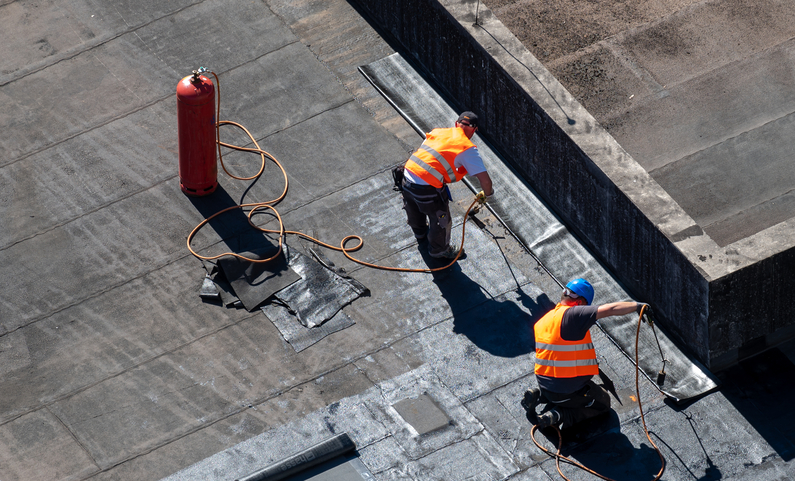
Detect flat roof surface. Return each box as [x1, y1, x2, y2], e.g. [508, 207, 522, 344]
[485, 0, 795, 247]
[2, 1, 795, 480]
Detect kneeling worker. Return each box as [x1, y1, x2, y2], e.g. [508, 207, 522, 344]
[522, 278, 648, 430]
[401, 111, 494, 259]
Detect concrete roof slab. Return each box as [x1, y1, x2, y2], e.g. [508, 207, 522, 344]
[0, 256, 251, 423]
[616, 0, 795, 88]
[133, 0, 294, 76]
[0, 408, 99, 481]
[46, 316, 300, 468]
[0, 100, 177, 247]
[613, 37, 795, 173]
[654, 110, 795, 243]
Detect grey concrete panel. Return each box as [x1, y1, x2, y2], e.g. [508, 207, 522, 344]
[0, 408, 99, 481]
[0, 183, 204, 332]
[0, 255, 252, 424]
[616, 37, 795, 174]
[392, 394, 450, 435]
[0, 0, 199, 84]
[653, 111, 795, 245]
[47, 317, 295, 468]
[617, 0, 795, 92]
[0, 99, 178, 248]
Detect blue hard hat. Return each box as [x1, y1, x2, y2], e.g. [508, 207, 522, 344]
[565, 278, 594, 305]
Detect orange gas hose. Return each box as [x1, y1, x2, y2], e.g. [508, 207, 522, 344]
[186, 71, 474, 272]
[529, 305, 665, 480]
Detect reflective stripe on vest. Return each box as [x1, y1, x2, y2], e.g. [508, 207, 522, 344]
[404, 127, 473, 188]
[534, 304, 599, 378]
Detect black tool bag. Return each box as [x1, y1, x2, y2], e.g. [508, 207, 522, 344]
[392, 165, 405, 192]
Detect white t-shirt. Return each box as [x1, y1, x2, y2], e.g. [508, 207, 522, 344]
[403, 146, 487, 185]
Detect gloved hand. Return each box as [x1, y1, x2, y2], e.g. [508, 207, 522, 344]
[637, 303, 653, 322]
[475, 190, 489, 205]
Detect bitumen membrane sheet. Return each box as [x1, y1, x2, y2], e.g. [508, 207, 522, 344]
[2, 0, 795, 480]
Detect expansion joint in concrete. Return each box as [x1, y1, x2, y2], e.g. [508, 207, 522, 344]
[47, 405, 102, 474]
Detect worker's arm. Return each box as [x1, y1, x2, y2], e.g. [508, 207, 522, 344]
[473, 171, 493, 197]
[595, 301, 642, 320]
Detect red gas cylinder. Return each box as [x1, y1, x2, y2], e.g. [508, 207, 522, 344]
[177, 71, 217, 196]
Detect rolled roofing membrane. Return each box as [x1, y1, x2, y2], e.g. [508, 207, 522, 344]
[359, 52, 718, 402]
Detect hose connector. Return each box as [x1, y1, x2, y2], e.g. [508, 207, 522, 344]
[191, 67, 209, 83]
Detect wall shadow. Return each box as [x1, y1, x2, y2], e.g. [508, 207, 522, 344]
[698, 347, 795, 462]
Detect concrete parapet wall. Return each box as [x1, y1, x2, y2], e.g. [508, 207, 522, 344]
[352, 0, 795, 369]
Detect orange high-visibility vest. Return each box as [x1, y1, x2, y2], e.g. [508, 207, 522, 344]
[404, 127, 474, 188]
[534, 304, 599, 378]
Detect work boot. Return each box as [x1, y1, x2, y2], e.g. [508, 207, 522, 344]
[536, 409, 561, 429]
[429, 245, 463, 260]
[520, 388, 540, 412]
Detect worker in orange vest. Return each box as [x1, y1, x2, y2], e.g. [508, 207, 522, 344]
[522, 278, 648, 429]
[400, 111, 494, 259]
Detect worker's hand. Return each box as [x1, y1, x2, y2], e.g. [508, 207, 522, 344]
[475, 190, 489, 205]
[637, 303, 653, 322]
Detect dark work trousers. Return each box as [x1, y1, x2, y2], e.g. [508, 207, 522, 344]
[401, 180, 451, 256]
[540, 380, 611, 429]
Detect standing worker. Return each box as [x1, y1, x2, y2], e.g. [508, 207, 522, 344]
[522, 278, 649, 430]
[400, 112, 494, 259]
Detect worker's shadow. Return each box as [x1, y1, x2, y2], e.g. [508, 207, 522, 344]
[419, 244, 554, 358]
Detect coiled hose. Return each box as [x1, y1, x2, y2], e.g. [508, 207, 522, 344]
[186, 71, 475, 273]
